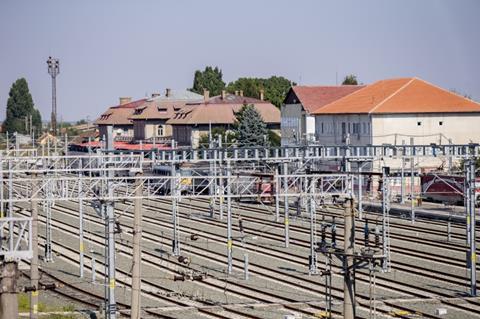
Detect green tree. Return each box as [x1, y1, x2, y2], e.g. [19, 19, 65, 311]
[4, 78, 42, 135]
[191, 66, 225, 96]
[198, 127, 235, 148]
[227, 76, 295, 108]
[233, 104, 269, 147]
[342, 74, 358, 85]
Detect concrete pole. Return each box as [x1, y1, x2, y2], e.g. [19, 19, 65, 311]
[0, 261, 19, 319]
[171, 164, 180, 256]
[275, 165, 280, 222]
[244, 254, 249, 280]
[308, 177, 317, 275]
[410, 157, 415, 224]
[30, 174, 39, 319]
[226, 160, 233, 274]
[283, 162, 289, 248]
[131, 173, 143, 319]
[400, 157, 405, 204]
[105, 167, 116, 319]
[467, 160, 477, 296]
[343, 197, 355, 319]
[0, 155, 4, 218]
[410, 138, 415, 224]
[358, 165, 363, 220]
[79, 165, 84, 278]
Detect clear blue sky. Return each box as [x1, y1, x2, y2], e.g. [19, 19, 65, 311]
[0, 0, 479, 122]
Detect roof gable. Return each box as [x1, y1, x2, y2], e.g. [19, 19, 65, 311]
[287, 86, 365, 114]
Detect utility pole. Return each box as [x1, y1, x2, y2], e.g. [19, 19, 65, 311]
[79, 162, 84, 278]
[275, 165, 280, 222]
[343, 197, 355, 319]
[46, 57, 60, 136]
[171, 163, 180, 256]
[30, 173, 39, 319]
[283, 162, 289, 248]
[226, 160, 233, 274]
[0, 261, 18, 319]
[308, 177, 317, 275]
[131, 172, 143, 319]
[466, 159, 477, 296]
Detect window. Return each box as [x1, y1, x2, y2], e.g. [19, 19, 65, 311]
[157, 125, 164, 136]
[321, 123, 324, 134]
[342, 122, 346, 135]
[439, 121, 443, 126]
[417, 121, 422, 126]
[353, 123, 360, 134]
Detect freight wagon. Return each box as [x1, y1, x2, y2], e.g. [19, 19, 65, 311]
[420, 173, 480, 206]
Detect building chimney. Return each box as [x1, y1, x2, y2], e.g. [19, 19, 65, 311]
[151, 92, 161, 98]
[235, 90, 239, 96]
[203, 89, 210, 102]
[221, 90, 226, 99]
[259, 89, 265, 101]
[165, 88, 171, 98]
[119, 97, 132, 105]
[239, 90, 243, 97]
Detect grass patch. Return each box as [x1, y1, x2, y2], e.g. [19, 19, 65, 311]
[17, 292, 76, 314]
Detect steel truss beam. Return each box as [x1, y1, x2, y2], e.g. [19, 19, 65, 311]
[0, 217, 32, 260]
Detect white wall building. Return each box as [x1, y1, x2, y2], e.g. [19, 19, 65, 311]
[281, 85, 364, 146]
[314, 77, 480, 171]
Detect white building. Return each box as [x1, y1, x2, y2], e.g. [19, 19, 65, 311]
[313, 77, 480, 171]
[281, 85, 364, 146]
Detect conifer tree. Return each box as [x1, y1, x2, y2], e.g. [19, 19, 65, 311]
[234, 104, 269, 147]
[4, 78, 42, 135]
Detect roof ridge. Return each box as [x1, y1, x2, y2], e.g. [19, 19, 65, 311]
[368, 78, 415, 114]
[415, 77, 480, 106]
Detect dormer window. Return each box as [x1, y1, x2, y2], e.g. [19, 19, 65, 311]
[133, 106, 146, 115]
[157, 107, 168, 112]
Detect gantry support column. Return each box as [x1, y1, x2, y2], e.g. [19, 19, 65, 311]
[343, 198, 355, 319]
[131, 173, 143, 319]
[283, 162, 289, 248]
[226, 160, 233, 274]
[30, 173, 39, 319]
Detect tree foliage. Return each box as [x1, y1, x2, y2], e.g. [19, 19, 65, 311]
[198, 127, 235, 148]
[233, 104, 269, 147]
[342, 74, 358, 85]
[191, 66, 225, 96]
[226, 76, 295, 108]
[4, 78, 42, 135]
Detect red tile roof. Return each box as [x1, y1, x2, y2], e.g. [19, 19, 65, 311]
[95, 98, 148, 125]
[312, 78, 480, 114]
[289, 85, 365, 113]
[167, 94, 280, 125]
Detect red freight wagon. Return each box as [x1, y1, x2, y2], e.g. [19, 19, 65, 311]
[420, 173, 480, 206]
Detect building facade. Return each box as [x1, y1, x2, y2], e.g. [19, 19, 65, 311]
[281, 85, 364, 146]
[313, 77, 480, 171]
[129, 89, 202, 142]
[168, 91, 280, 148]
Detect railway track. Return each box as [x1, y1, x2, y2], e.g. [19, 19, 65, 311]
[21, 198, 480, 318]
[149, 198, 480, 275]
[14, 204, 345, 319]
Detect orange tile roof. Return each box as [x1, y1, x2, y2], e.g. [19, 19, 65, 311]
[312, 78, 480, 114]
[289, 85, 365, 113]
